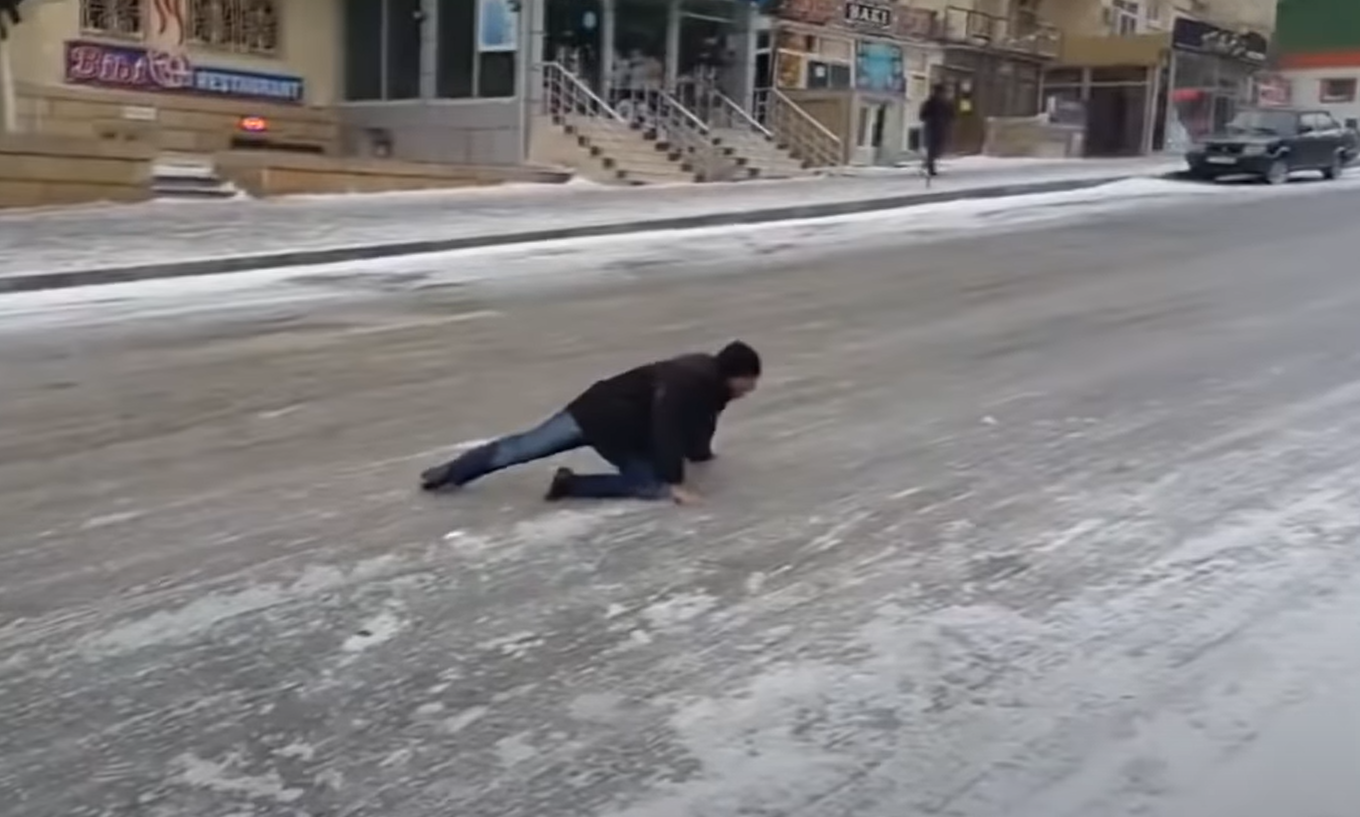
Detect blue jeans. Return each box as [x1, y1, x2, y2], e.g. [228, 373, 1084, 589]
[430, 411, 668, 500]
[557, 457, 670, 500]
[435, 411, 585, 487]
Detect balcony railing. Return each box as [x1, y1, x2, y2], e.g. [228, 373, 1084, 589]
[937, 6, 1060, 58]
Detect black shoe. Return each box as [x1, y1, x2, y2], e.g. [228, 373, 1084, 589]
[420, 464, 455, 492]
[545, 467, 574, 501]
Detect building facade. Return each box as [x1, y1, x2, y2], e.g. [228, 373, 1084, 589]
[926, 1, 1061, 154]
[1274, 0, 1360, 128]
[1042, 0, 1271, 155]
[8, 0, 338, 152]
[769, 0, 943, 163]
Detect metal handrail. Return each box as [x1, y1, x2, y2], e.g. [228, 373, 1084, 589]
[541, 61, 626, 123]
[714, 91, 773, 138]
[662, 90, 712, 136]
[753, 88, 843, 167]
[771, 88, 840, 145]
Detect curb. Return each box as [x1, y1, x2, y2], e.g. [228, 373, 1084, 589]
[1, 173, 1149, 294]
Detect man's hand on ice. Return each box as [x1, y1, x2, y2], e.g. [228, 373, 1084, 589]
[669, 485, 702, 506]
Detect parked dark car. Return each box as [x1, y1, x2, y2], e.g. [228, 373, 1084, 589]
[1342, 123, 1359, 165]
[1185, 107, 1351, 184]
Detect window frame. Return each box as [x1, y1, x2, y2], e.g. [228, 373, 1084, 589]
[1319, 77, 1357, 104]
[80, 0, 146, 41]
[435, 0, 518, 100]
[774, 29, 854, 91]
[185, 0, 282, 57]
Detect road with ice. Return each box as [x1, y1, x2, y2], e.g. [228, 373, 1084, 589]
[4, 176, 1360, 817]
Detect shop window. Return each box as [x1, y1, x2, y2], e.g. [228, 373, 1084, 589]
[775, 30, 853, 91]
[1320, 78, 1357, 103]
[187, 0, 280, 55]
[80, 0, 144, 38]
[343, 0, 424, 101]
[437, 0, 518, 98]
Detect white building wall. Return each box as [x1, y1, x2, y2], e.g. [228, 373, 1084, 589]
[1280, 67, 1360, 127]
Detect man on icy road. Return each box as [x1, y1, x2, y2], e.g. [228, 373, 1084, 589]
[419, 341, 762, 505]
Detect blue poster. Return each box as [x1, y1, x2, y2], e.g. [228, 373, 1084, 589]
[855, 41, 903, 94]
[479, 0, 518, 52]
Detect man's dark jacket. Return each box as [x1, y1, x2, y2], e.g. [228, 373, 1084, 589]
[919, 93, 953, 148]
[566, 353, 730, 485]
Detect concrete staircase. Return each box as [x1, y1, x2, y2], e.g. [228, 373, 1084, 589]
[531, 115, 701, 185]
[150, 154, 239, 199]
[710, 127, 812, 180]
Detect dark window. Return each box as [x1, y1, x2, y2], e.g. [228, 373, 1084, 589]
[436, 0, 517, 98]
[1044, 67, 1082, 86]
[386, 0, 424, 99]
[344, 0, 384, 100]
[479, 51, 517, 97]
[437, 0, 476, 97]
[1320, 77, 1357, 104]
[1090, 66, 1148, 84]
[344, 0, 424, 101]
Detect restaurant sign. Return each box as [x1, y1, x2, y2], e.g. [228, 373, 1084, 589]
[64, 41, 305, 104]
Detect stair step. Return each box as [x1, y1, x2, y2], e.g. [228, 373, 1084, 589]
[621, 169, 701, 184]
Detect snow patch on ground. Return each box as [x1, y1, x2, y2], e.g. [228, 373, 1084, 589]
[340, 609, 405, 654]
[78, 555, 401, 657]
[5, 172, 1358, 339]
[641, 592, 719, 631]
[599, 459, 1360, 817]
[0, 176, 1225, 333]
[173, 752, 303, 803]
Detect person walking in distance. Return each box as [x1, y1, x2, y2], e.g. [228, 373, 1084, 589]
[919, 83, 954, 178]
[419, 341, 762, 504]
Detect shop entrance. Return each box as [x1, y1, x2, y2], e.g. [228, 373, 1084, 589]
[672, 0, 745, 118]
[544, 0, 604, 91]
[854, 100, 888, 164]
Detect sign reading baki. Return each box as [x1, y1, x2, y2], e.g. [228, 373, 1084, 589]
[843, 1, 892, 29]
[64, 41, 305, 104]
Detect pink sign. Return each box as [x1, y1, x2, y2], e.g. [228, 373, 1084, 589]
[65, 41, 193, 92]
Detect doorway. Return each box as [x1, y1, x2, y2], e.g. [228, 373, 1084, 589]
[855, 101, 888, 164]
[543, 0, 604, 91]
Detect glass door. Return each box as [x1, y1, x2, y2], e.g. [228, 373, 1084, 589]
[855, 101, 886, 164]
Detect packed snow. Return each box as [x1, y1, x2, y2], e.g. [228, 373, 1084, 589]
[2, 175, 1342, 335]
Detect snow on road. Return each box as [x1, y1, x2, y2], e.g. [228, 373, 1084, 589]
[0, 175, 1345, 335]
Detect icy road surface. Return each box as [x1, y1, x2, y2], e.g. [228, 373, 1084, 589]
[3, 180, 1360, 816]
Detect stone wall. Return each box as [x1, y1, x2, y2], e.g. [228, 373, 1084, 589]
[214, 152, 569, 197]
[16, 83, 339, 155]
[0, 135, 153, 209]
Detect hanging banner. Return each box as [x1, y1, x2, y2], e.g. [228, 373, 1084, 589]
[478, 0, 519, 52]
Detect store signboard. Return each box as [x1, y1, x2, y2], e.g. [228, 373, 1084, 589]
[855, 40, 904, 93]
[844, 1, 892, 30]
[1171, 18, 1267, 64]
[64, 41, 305, 103]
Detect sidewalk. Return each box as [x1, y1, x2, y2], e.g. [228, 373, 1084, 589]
[0, 157, 1177, 293]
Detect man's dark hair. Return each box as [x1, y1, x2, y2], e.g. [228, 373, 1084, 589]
[716, 341, 761, 378]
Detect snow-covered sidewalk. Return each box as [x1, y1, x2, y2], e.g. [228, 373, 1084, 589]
[0, 157, 1175, 281]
